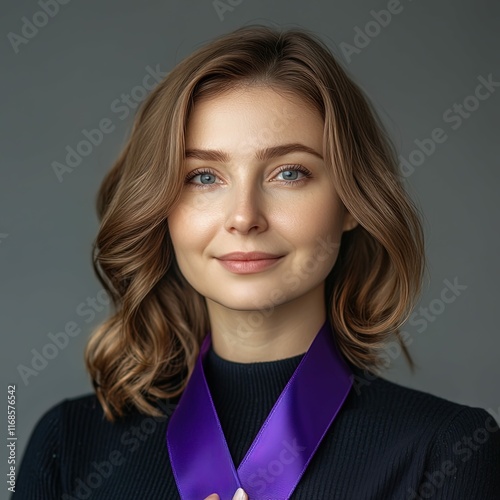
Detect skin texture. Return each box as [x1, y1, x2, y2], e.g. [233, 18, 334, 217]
[168, 85, 358, 364]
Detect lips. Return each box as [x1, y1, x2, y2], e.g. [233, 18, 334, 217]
[215, 252, 284, 274]
[217, 252, 283, 261]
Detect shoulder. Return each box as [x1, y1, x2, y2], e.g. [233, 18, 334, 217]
[14, 393, 101, 497]
[345, 364, 500, 452]
[348, 364, 497, 427]
[30, 393, 105, 436]
[22, 393, 102, 450]
[345, 366, 500, 496]
[53, 392, 105, 422]
[371, 374, 500, 454]
[21, 393, 103, 450]
[26, 392, 170, 445]
[15, 393, 173, 497]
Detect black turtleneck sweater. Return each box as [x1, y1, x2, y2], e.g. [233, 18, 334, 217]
[12, 345, 500, 499]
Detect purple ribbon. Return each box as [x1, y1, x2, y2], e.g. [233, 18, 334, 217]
[166, 320, 352, 499]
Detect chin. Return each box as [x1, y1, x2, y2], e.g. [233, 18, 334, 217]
[209, 289, 287, 313]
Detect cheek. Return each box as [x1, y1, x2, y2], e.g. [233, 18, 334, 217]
[168, 207, 191, 266]
[168, 202, 217, 259]
[275, 194, 344, 243]
[282, 197, 344, 274]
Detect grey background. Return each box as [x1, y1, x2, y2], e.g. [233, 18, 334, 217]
[1, 0, 499, 493]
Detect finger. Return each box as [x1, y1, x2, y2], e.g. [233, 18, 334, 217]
[204, 495, 220, 500]
[232, 487, 248, 500]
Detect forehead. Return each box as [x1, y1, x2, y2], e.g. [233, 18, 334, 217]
[185, 86, 324, 156]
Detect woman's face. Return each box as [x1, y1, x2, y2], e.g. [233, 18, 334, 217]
[167, 85, 357, 312]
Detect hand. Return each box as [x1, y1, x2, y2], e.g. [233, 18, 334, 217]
[204, 486, 248, 500]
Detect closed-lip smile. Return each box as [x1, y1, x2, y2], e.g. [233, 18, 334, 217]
[217, 251, 283, 261]
[215, 252, 284, 274]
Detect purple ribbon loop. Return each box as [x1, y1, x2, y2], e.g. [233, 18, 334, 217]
[167, 320, 352, 500]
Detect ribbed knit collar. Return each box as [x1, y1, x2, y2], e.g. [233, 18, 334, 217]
[203, 343, 306, 405]
[202, 343, 307, 466]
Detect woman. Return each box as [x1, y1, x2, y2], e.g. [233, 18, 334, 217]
[14, 25, 499, 499]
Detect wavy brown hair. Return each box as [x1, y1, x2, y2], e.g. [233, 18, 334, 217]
[85, 24, 426, 422]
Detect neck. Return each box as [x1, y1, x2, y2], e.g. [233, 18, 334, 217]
[205, 284, 327, 362]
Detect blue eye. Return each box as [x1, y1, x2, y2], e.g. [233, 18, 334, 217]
[277, 170, 300, 181]
[185, 165, 312, 188]
[275, 165, 311, 183]
[185, 169, 219, 186]
[197, 173, 216, 184]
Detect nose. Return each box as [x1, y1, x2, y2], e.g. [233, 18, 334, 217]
[223, 182, 268, 235]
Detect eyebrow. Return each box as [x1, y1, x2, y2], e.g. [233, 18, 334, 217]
[184, 143, 324, 162]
